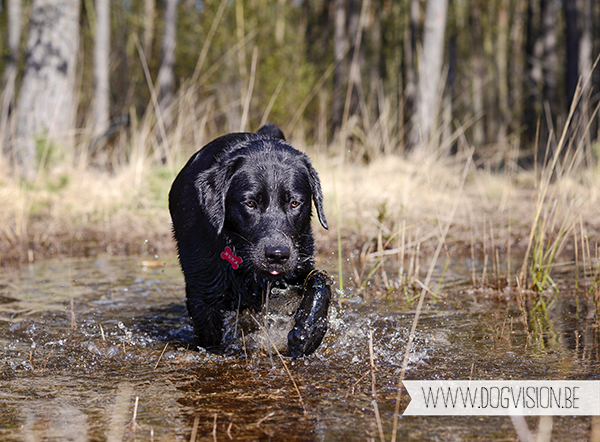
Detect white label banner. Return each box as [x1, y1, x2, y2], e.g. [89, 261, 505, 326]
[402, 380, 600, 416]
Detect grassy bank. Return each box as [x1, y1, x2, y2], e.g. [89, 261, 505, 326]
[2, 137, 600, 293]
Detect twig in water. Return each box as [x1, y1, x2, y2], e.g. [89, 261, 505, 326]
[154, 343, 169, 370]
[256, 411, 276, 426]
[369, 329, 385, 442]
[345, 370, 370, 399]
[70, 298, 77, 331]
[510, 415, 534, 442]
[42, 343, 55, 371]
[189, 415, 199, 442]
[536, 416, 553, 442]
[69, 262, 77, 331]
[212, 413, 218, 442]
[126, 396, 141, 432]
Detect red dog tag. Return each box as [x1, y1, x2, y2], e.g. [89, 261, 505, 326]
[221, 246, 242, 269]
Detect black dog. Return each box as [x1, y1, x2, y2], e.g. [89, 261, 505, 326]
[169, 124, 331, 357]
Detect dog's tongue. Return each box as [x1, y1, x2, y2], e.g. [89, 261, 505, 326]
[270, 270, 279, 275]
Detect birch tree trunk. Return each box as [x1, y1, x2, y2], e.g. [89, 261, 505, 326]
[143, 0, 155, 55]
[404, 0, 419, 138]
[332, 0, 348, 131]
[509, 0, 526, 146]
[14, 0, 80, 178]
[523, 0, 540, 147]
[5, 0, 23, 81]
[1, 0, 22, 151]
[540, 0, 558, 124]
[577, 0, 593, 163]
[470, 0, 485, 147]
[411, 0, 448, 152]
[157, 0, 178, 118]
[495, 0, 510, 149]
[93, 0, 111, 138]
[578, 0, 593, 84]
[368, 0, 382, 124]
[3, 0, 22, 101]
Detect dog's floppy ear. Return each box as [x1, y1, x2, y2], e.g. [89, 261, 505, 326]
[304, 159, 328, 230]
[195, 156, 244, 235]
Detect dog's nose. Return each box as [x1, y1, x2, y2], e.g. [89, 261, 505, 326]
[265, 245, 290, 264]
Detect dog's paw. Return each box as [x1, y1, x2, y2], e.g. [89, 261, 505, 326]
[288, 270, 331, 357]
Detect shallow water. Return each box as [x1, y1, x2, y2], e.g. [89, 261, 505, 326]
[0, 256, 598, 441]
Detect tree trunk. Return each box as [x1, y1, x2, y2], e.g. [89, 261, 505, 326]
[1, 0, 22, 151]
[342, 0, 366, 130]
[577, 0, 593, 163]
[93, 0, 111, 138]
[403, 0, 419, 147]
[3, 0, 22, 95]
[496, 0, 510, 148]
[368, 0, 383, 125]
[411, 0, 448, 152]
[143, 0, 155, 55]
[563, 0, 579, 106]
[157, 0, 178, 117]
[578, 0, 593, 90]
[332, 0, 348, 131]
[508, 0, 526, 145]
[540, 0, 558, 125]
[14, 0, 80, 178]
[469, 0, 485, 147]
[523, 0, 541, 147]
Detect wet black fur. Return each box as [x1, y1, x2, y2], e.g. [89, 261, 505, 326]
[169, 125, 328, 356]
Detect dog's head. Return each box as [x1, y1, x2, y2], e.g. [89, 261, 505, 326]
[195, 132, 327, 277]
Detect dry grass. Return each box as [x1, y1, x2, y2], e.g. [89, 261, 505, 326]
[0, 159, 173, 264]
[2, 75, 600, 311]
[2, 133, 600, 278]
[318, 150, 600, 275]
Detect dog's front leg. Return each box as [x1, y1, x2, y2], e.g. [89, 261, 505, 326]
[287, 270, 331, 357]
[185, 289, 225, 351]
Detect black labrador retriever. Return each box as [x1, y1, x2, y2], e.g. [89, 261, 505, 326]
[169, 124, 331, 357]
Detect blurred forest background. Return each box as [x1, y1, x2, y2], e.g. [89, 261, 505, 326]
[0, 0, 600, 175]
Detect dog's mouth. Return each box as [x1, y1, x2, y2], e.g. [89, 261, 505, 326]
[260, 260, 296, 278]
[263, 265, 289, 277]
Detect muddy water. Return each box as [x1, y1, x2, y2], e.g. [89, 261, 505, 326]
[0, 257, 598, 441]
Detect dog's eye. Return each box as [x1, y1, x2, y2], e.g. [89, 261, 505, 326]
[245, 201, 256, 209]
[290, 201, 301, 209]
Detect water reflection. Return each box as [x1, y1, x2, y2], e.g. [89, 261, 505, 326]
[0, 257, 598, 441]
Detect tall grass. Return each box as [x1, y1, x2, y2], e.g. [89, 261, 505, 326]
[1, 47, 600, 303]
[507, 75, 600, 336]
